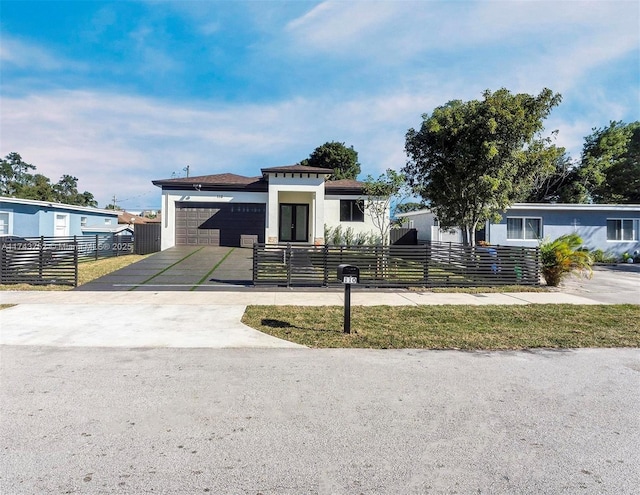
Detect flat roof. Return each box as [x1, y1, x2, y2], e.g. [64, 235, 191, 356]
[0, 196, 118, 215]
[397, 203, 640, 217]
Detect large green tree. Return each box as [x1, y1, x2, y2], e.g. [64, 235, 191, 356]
[301, 141, 361, 180]
[570, 121, 640, 203]
[403, 88, 562, 245]
[0, 152, 97, 207]
[0, 152, 36, 196]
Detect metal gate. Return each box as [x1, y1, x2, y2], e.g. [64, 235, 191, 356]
[134, 223, 161, 255]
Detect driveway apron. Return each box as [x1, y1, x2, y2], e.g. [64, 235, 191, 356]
[75, 246, 254, 291]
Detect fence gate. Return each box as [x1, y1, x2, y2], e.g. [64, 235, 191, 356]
[134, 223, 161, 255]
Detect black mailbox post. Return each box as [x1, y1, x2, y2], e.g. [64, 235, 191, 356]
[337, 264, 360, 333]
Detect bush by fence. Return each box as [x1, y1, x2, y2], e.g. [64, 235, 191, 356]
[253, 242, 540, 288]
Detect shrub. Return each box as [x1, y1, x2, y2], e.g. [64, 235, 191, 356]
[590, 249, 617, 264]
[539, 234, 593, 287]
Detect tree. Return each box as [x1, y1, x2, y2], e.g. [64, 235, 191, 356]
[403, 88, 562, 245]
[523, 143, 576, 203]
[18, 174, 55, 201]
[362, 169, 408, 245]
[394, 201, 428, 214]
[0, 152, 97, 206]
[301, 141, 361, 180]
[571, 121, 640, 204]
[0, 152, 36, 196]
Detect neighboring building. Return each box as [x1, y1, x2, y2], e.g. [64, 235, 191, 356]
[397, 203, 640, 257]
[118, 210, 149, 225]
[152, 164, 386, 250]
[0, 196, 120, 238]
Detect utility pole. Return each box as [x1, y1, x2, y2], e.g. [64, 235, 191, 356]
[111, 195, 118, 209]
[183, 165, 190, 178]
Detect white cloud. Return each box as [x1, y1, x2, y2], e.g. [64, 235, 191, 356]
[0, 87, 439, 208]
[0, 36, 87, 72]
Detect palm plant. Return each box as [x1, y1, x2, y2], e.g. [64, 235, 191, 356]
[539, 233, 593, 287]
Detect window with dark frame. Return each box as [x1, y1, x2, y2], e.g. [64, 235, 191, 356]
[340, 200, 364, 222]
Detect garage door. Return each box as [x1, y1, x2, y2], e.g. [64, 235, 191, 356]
[175, 202, 266, 247]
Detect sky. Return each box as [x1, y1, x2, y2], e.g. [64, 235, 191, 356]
[1, 0, 638, 211]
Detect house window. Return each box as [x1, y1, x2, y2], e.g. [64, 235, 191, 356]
[104, 218, 112, 225]
[340, 200, 364, 222]
[0, 212, 10, 235]
[81, 216, 87, 227]
[507, 217, 541, 240]
[606, 219, 635, 241]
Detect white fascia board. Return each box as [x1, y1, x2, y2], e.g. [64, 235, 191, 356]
[0, 196, 118, 215]
[509, 203, 640, 212]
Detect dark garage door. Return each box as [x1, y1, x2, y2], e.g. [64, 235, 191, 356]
[175, 202, 266, 247]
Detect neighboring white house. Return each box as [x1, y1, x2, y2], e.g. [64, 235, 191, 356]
[397, 203, 640, 257]
[152, 164, 386, 250]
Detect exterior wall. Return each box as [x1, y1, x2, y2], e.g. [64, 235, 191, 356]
[0, 200, 118, 237]
[266, 174, 325, 244]
[324, 195, 386, 240]
[490, 207, 640, 257]
[398, 204, 640, 257]
[160, 189, 268, 250]
[397, 211, 463, 243]
[158, 177, 389, 248]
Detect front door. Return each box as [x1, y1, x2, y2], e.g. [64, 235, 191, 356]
[279, 204, 308, 242]
[54, 213, 69, 237]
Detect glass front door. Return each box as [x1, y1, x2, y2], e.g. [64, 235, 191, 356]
[279, 204, 309, 242]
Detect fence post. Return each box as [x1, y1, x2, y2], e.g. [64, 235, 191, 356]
[423, 242, 429, 286]
[252, 243, 257, 284]
[95, 234, 99, 260]
[74, 237, 79, 287]
[286, 243, 292, 288]
[38, 236, 44, 281]
[323, 244, 329, 286]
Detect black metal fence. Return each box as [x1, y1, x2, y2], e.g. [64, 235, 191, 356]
[0, 234, 134, 286]
[253, 242, 540, 288]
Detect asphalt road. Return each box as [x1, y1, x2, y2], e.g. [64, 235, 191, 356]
[1, 346, 639, 494]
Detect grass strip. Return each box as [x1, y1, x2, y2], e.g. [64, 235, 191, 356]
[190, 248, 236, 291]
[242, 304, 640, 350]
[0, 254, 152, 291]
[128, 247, 205, 290]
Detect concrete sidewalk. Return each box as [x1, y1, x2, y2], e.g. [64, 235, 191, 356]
[0, 288, 604, 306]
[0, 289, 607, 348]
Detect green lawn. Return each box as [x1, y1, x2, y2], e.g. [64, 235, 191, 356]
[0, 254, 150, 291]
[242, 304, 640, 349]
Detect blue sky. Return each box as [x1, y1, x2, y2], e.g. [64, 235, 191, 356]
[1, 0, 638, 211]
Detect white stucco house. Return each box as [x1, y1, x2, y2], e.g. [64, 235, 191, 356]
[397, 203, 640, 257]
[152, 164, 386, 250]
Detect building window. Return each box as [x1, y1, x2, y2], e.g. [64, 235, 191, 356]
[0, 212, 10, 235]
[104, 218, 112, 225]
[607, 219, 635, 241]
[80, 216, 87, 227]
[340, 200, 364, 222]
[507, 217, 541, 240]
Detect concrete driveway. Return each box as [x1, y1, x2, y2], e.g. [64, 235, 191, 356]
[560, 264, 640, 304]
[76, 246, 254, 291]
